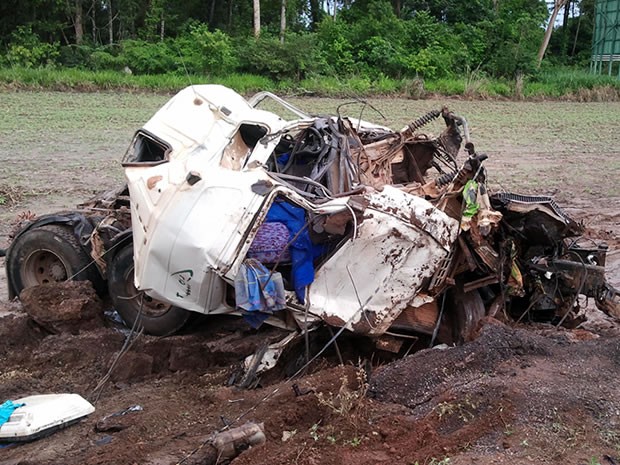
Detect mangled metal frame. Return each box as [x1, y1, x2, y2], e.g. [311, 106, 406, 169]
[6, 85, 619, 353]
[117, 86, 617, 342]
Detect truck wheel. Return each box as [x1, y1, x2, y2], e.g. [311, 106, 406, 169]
[7, 224, 101, 296]
[107, 245, 191, 336]
[451, 288, 485, 343]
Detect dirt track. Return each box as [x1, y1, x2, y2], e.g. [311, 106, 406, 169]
[0, 92, 619, 464]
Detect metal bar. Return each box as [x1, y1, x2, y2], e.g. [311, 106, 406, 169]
[592, 0, 601, 74]
[613, 0, 620, 77]
[463, 275, 500, 294]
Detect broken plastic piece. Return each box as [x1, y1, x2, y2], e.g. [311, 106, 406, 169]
[213, 422, 266, 460]
[0, 394, 95, 442]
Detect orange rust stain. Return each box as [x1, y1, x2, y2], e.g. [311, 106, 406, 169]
[147, 176, 163, 190]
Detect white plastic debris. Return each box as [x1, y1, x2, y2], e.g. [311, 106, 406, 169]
[0, 394, 95, 442]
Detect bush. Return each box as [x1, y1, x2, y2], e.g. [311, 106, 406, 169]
[119, 39, 176, 74]
[4, 25, 59, 68]
[58, 44, 94, 68]
[89, 49, 125, 71]
[237, 33, 319, 80]
[175, 24, 237, 75]
[357, 36, 409, 78]
[315, 20, 358, 76]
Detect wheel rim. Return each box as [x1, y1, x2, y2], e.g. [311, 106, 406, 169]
[22, 249, 69, 287]
[122, 266, 172, 317]
[455, 290, 485, 342]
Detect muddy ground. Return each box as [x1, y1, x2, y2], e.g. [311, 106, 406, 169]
[0, 92, 619, 464]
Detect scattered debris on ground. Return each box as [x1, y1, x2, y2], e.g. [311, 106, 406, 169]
[1, 293, 620, 464]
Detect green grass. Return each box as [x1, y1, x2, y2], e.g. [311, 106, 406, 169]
[524, 68, 620, 100]
[535, 67, 620, 90]
[0, 67, 278, 94]
[2, 65, 619, 100]
[425, 78, 466, 96]
[297, 75, 398, 97]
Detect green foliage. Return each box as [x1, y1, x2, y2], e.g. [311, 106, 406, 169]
[54, 25, 238, 76]
[0, 66, 276, 93]
[535, 67, 620, 91]
[315, 20, 359, 76]
[425, 78, 466, 96]
[120, 39, 176, 74]
[237, 33, 318, 80]
[482, 80, 513, 97]
[2, 65, 618, 101]
[357, 36, 407, 77]
[523, 67, 620, 99]
[58, 45, 93, 68]
[210, 73, 274, 94]
[476, 0, 548, 77]
[0, 0, 616, 100]
[315, 8, 461, 79]
[403, 10, 445, 49]
[452, 23, 488, 70]
[0, 0, 603, 80]
[4, 25, 59, 68]
[372, 74, 402, 94]
[88, 49, 125, 71]
[175, 24, 237, 75]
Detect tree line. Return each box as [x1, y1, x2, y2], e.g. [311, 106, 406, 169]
[0, 0, 595, 81]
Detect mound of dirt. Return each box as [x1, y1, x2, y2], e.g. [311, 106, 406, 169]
[1, 310, 620, 465]
[224, 318, 620, 465]
[0, 310, 47, 358]
[369, 318, 557, 409]
[19, 281, 103, 334]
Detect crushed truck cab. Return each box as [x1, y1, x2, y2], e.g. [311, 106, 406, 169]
[123, 85, 459, 336]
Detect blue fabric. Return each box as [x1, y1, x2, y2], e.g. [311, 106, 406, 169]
[235, 259, 286, 329]
[245, 259, 283, 311]
[265, 201, 325, 302]
[0, 400, 25, 427]
[243, 311, 270, 329]
[276, 152, 290, 168]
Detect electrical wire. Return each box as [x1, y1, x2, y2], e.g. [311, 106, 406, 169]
[90, 293, 145, 405]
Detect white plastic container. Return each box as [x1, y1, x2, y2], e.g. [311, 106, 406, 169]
[0, 394, 95, 442]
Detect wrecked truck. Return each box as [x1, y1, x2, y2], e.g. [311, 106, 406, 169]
[5, 85, 620, 352]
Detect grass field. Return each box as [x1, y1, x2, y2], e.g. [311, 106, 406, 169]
[0, 89, 619, 241]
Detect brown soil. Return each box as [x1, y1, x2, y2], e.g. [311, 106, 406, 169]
[1, 292, 620, 465]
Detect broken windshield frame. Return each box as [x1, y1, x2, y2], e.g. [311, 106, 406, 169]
[122, 130, 171, 166]
[248, 91, 311, 120]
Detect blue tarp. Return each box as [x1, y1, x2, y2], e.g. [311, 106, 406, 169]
[265, 201, 324, 302]
[0, 400, 25, 427]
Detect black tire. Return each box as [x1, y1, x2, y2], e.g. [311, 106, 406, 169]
[450, 288, 485, 344]
[107, 245, 191, 336]
[7, 224, 102, 296]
